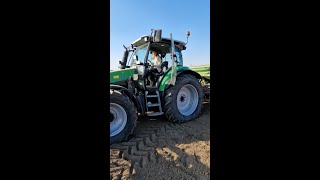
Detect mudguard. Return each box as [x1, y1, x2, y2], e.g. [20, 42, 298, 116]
[158, 66, 202, 92]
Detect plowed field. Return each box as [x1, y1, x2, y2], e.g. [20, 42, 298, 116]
[110, 102, 211, 180]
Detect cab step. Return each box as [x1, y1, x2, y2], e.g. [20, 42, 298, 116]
[147, 103, 160, 107]
[146, 95, 158, 98]
[145, 90, 163, 117]
[146, 112, 163, 116]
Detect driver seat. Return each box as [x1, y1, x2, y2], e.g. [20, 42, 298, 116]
[147, 61, 168, 87]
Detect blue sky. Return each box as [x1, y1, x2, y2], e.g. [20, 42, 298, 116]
[110, 0, 210, 70]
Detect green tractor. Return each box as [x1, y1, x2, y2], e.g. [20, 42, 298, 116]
[110, 29, 207, 144]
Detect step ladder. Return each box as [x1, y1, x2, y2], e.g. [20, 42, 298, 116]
[145, 90, 163, 116]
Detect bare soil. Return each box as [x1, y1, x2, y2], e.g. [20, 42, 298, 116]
[110, 102, 210, 180]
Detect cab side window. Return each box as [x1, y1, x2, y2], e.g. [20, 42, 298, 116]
[161, 46, 183, 68]
[174, 47, 183, 66]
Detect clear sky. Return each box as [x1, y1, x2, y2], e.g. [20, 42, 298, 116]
[110, 0, 210, 70]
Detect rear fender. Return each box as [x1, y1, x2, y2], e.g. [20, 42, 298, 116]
[159, 68, 202, 92]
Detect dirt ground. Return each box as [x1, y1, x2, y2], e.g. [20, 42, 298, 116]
[110, 102, 210, 180]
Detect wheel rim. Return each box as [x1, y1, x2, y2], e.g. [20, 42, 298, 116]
[177, 84, 199, 116]
[110, 103, 127, 137]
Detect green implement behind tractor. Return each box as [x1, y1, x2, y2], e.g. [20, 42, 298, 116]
[110, 29, 210, 144]
[189, 64, 210, 100]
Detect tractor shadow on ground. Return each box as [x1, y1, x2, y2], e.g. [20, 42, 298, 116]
[113, 102, 211, 180]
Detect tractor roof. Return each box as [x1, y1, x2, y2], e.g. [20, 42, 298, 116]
[131, 35, 187, 50]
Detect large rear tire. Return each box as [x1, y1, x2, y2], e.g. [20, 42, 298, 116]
[110, 90, 137, 144]
[164, 74, 204, 123]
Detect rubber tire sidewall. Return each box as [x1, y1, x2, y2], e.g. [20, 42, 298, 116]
[110, 90, 137, 144]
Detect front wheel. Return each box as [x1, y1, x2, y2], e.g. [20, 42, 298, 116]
[163, 74, 204, 123]
[110, 90, 137, 144]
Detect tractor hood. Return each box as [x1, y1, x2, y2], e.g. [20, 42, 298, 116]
[110, 68, 136, 83]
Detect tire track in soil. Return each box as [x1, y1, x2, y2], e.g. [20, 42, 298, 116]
[110, 102, 210, 180]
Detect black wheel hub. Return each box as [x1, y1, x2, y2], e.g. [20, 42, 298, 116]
[110, 113, 114, 123]
[180, 94, 186, 102]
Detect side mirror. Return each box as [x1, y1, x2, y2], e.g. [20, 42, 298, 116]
[118, 60, 125, 69]
[153, 29, 162, 42]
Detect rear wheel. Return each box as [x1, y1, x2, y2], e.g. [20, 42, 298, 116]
[110, 90, 137, 144]
[164, 74, 203, 123]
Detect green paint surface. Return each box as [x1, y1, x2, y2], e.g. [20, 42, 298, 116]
[110, 68, 136, 83]
[159, 66, 191, 91]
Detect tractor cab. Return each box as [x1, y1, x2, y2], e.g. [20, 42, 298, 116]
[119, 29, 189, 90]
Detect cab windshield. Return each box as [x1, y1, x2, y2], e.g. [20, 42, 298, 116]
[126, 43, 183, 68]
[127, 43, 148, 67]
